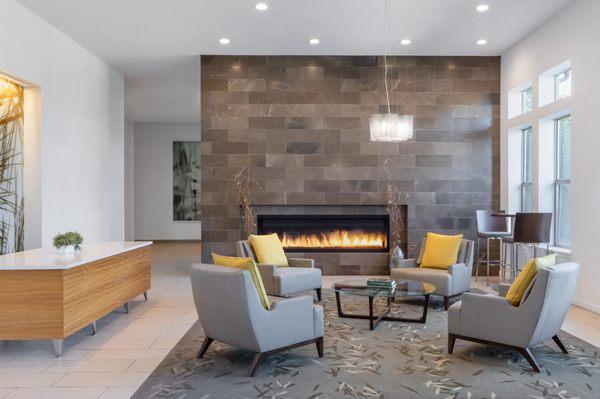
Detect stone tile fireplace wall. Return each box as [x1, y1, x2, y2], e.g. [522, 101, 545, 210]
[200, 55, 500, 274]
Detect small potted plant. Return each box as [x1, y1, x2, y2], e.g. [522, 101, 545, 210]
[53, 232, 84, 254]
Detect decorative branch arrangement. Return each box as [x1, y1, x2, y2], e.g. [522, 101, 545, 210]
[385, 183, 405, 251]
[234, 167, 255, 238]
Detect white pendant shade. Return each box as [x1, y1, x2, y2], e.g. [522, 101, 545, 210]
[369, 113, 414, 142]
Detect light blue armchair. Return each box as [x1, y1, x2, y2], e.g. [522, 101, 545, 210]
[190, 263, 324, 377]
[237, 240, 322, 300]
[390, 238, 474, 310]
[448, 262, 580, 372]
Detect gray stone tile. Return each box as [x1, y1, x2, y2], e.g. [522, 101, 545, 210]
[200, 55, 500, 270]
[287, 142, 321, 154]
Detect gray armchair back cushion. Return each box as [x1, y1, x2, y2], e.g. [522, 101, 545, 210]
[190, 263, 264, 352]
[416, 238, 474, 268]
[527, 262, 579, 346]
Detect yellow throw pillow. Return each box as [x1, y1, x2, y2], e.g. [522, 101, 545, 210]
[419, 232, 463, 270]
[506, 254, 556, 306]
[212, 253, 270, 310]
[249, 233, 289, 267]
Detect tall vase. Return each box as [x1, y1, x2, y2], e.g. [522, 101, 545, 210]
[388, 243, 405, 269]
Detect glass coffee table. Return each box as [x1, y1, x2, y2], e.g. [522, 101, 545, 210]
[333, 279, 435, 330]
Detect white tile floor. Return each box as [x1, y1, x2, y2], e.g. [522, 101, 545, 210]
[0, 241, 599, 398]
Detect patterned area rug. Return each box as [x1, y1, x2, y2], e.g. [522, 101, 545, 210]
[133, 291, 600, 398]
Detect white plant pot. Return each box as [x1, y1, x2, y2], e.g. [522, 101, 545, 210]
[56, 245, 76, 254]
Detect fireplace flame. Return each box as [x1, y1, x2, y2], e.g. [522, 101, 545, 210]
[280, 230, 387, 250]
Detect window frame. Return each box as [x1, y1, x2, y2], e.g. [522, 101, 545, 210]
[554, 115, 571, 248]
[521, 87, 533, 114]
[520, 127, 533, 212]
[554, 68, 572, 101]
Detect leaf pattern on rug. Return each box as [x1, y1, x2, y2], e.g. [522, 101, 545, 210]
[133, 291, 600, 398]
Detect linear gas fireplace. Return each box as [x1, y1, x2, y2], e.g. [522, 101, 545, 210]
[257, 215, 390, 253]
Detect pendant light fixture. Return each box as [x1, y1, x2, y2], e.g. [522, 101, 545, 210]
[369, 0, 414, 142]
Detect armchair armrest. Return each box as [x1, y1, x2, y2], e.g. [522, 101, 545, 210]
[257, 295, 315, 351]
[392, 258, 417, 269]
[288, 258, 314, 268]
[256, 263, 276, 294]
[447, 262, 466, 273]
[458, 292, 535, 347]
[269, 294, 314, 315]
[461, 292, 515, 318]
[447, 262, 471, 295]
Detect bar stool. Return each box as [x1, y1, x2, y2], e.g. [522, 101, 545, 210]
[475, 210, 512, 286]
[503, 212, 552, 280]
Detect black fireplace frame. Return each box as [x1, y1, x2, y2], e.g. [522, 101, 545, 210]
[256, 214, 390, 253]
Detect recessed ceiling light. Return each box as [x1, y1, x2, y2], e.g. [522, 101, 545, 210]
[309, 38, 320, 45]
[219, 38, 230, 45]
[476, 39, 487, 45]
[476, 4, 490, 12]
[400, 39, 411, 45]
[255, 2, 268, 11]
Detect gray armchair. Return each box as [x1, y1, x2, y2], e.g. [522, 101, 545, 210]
[390, 238, 474, 310]
[448, 262, 580, 372]
[190, 263, 324, 377]
[237, 240, 322, 300]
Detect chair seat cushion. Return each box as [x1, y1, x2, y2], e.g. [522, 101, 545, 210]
[275, 267, 322, 296]
[390, 267, 451, 296]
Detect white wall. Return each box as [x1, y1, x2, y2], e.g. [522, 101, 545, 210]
[124, 120, 135, 240]
[134, 122, 201, 240]
[501, 0, 600, 312]
[0, 0, 125, 248]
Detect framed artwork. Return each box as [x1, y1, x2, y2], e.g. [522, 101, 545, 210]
[173, 141, 201, 221]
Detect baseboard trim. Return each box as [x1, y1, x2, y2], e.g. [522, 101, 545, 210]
[573, 297, 600, 315]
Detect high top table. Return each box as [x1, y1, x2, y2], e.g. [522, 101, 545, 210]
[0, 241, 152, 356]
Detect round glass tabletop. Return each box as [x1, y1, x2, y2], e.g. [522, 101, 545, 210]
[333, 279, 435, 298]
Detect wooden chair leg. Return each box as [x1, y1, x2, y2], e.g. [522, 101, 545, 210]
[443, 296, 449, 311]
[197, 337, 214, 359]
[519, 347, 541, 372]
[448, 334, 456, 354]
[247, 352, 265, 377]
[315, 337, 323, 357]
[552, 335, 569, 354]
[315, 288, 322, 301]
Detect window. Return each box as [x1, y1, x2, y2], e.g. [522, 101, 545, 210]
[539, 60, 571, 107]
[554, 69, 572, 100]
[521, 127, 533, 212]
[554, 115, 571, 247]
[508, 82, 532, 119]
[521, 87, 532, 114]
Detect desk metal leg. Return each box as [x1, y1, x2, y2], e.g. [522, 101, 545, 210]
[91, 321, 97, 335]
[52, 339, 63, 357]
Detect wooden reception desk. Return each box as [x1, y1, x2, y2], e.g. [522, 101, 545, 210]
[0, 241, 152, 356]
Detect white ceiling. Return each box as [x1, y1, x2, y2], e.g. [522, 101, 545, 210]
[17, 0, 575, 123]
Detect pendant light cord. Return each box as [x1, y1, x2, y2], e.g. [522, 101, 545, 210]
[384, 0, 391, 114]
